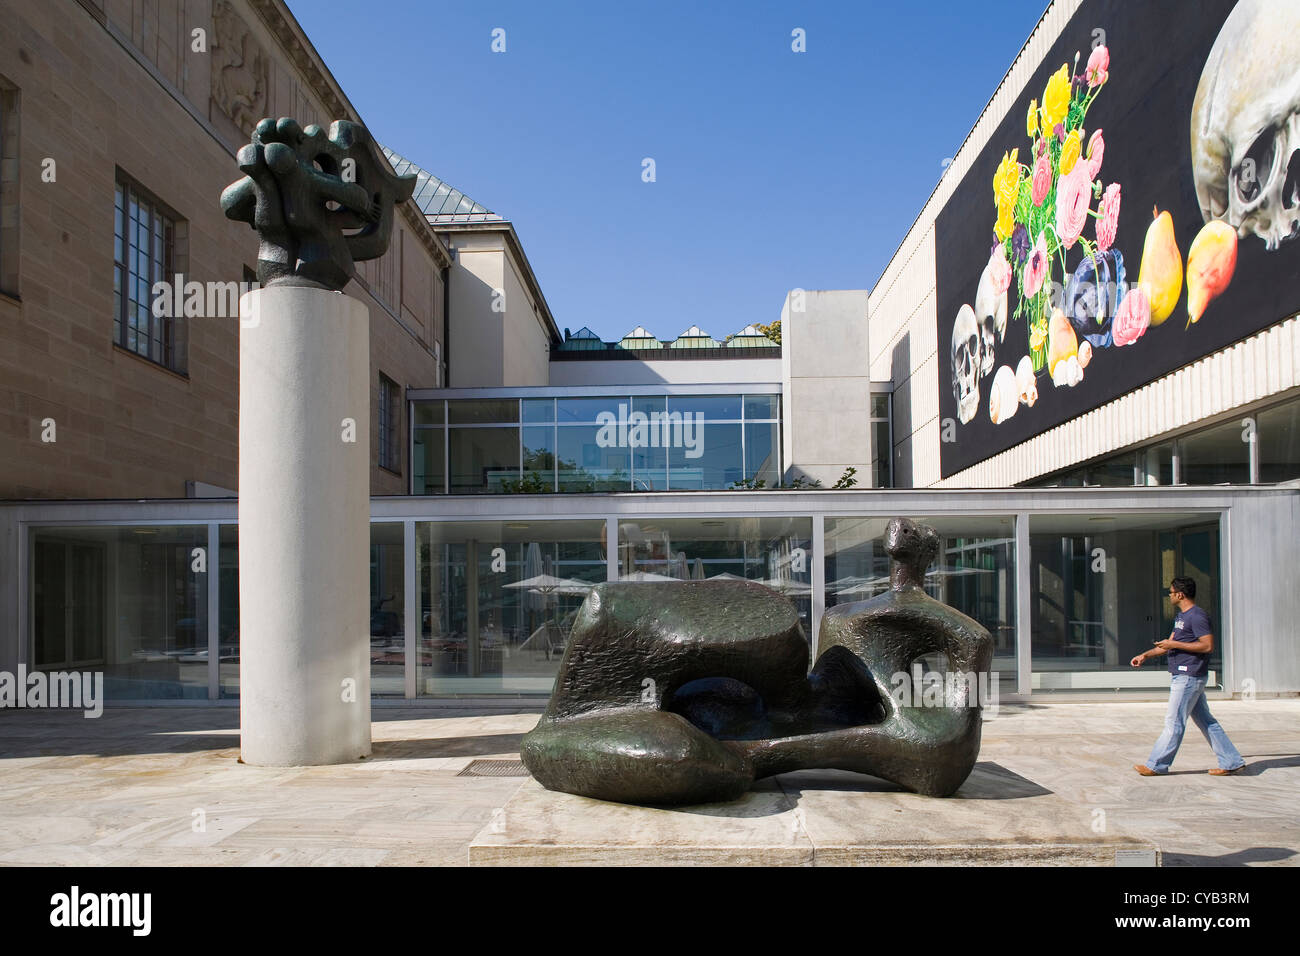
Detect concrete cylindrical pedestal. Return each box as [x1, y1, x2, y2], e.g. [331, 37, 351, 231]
[238, 286, 371, 765]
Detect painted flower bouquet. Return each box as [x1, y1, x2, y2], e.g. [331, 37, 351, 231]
[990, 45, 1121, 385]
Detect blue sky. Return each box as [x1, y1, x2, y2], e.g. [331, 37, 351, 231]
[286, 0, 1048, 342]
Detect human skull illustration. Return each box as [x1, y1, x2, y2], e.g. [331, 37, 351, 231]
[974, 262, 1007, 376]
[1191, 0, 1300, 251]
[951, 304, 981, 424]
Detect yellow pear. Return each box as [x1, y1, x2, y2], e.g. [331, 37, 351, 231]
[1138, 206, 1183, 326]
[1046, 307, 1079, 385]
[1186, 220, 1237, 325]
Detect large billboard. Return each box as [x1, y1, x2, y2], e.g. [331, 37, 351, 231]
[935, 0, 1300, 478]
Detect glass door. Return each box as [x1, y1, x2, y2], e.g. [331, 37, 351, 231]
[33, 539, 106, 669]
[1158, 524, 1222, 686]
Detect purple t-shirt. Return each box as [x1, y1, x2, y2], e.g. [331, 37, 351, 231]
[1168, 606, 1211, 679]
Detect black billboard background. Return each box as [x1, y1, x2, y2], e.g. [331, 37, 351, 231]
[935, 0, 1297, 478]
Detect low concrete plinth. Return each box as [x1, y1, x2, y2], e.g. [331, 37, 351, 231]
[469, 764, 1162, 866]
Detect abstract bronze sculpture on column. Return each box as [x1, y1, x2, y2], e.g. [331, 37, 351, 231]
[221, 116, 415, 291]
[223, 118, 412, 766]
[522, 517, 993, 804]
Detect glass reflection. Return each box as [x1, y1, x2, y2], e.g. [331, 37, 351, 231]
[1179, 419, 1250, 485]
[31, 525, 209, 699]
[824, 516, 1016, 695]
[417, 520, 606, 695]
[219, 524, 239, 697]
[556, 425, 630, 491]
[1257, 400, 1300, 482]
[520, 425, 557, 493]
[370, 523, 405, 696]
[448, 426, 519, 493]
[412, 392, 781, 493]
[1029, 513, 1222, 691]
[667, 394, 742, 419]
[412, 428, 445, 494]
[617, 516, 813, 633]
[668, 422, 742, 489]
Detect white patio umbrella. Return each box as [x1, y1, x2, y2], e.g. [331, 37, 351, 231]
[827, 574, 869, 592]
[691, 558, 706, 580]
[834, 574, 892, 596]
[619, 570, 682, 583]
[671, 550, 689, 580]
[926, 566, 991, 578]
[551, 579, 596, 596]
[760, 578, 812, 596]
[521, 542, 545, 613]
[504, 573, 588, 594]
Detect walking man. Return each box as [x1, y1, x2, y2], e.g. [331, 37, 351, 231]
[1131, 576, 1245, 776]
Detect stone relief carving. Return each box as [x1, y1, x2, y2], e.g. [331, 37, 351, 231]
[212, 0, 268, 135]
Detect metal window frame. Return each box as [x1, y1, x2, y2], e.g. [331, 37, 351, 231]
[415, 390, 781, 495]
[113, 172, 179, 371]
[378, 373, 401, 475]
[9, 487, 1277, 705]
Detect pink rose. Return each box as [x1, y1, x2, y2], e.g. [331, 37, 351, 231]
[1023, 232, 1048, 298]
[1086, 128, 1104, 179]
[1112, 287, 1151, 346]
[1096, 182, 1121, 252]
[988, 244, 1012, 295]
[1031, 152, 1051, 207]
[1055, 162, 1092, 250]
[1086, 45, 1109, 87]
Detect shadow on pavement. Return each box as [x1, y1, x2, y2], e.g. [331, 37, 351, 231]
[1164, 846, 1297, 866]
[370, 733, 526, 759]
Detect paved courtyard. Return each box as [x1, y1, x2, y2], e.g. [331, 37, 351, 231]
[0, 699, 1296, 866]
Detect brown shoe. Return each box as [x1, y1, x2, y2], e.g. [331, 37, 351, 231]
[1133, 763, 1159, 776]
[1208, 765, 1244, 776]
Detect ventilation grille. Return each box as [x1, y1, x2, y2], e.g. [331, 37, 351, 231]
[457, 759, 529, 777]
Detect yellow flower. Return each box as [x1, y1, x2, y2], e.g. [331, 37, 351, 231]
[1059, 128, 1081, 175]
[993, 197, 1013, 240]
[1026, 99, 1039, 139]
[1029, 323, 1047, 352]
[1042, 64, 1071, 134]
[993, 149, 1021, 211]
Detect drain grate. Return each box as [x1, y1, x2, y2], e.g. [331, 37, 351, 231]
[457, 758, 530, 778]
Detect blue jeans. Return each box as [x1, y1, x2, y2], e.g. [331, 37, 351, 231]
[1145, 675, 1244, 773]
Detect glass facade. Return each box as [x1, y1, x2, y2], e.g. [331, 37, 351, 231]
[22, 499, 1241, 702]
[417, 519, 606, 695]
[32, 525, 209, 699]
[1031, 392, 1300, 487]
[870, 393, 892, 488]
[1028, 513, 1222, 692]
[1179, 419, 1250, 485]
[218, 524, 238, 697]
[214, 523, 409, 699]
[1257, 400, 1300, 483]
[824, 515, 1016, 695]
[370, 523, 406, 697]
[412, 391, 782, 493]
[617, 516, 813, 631]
